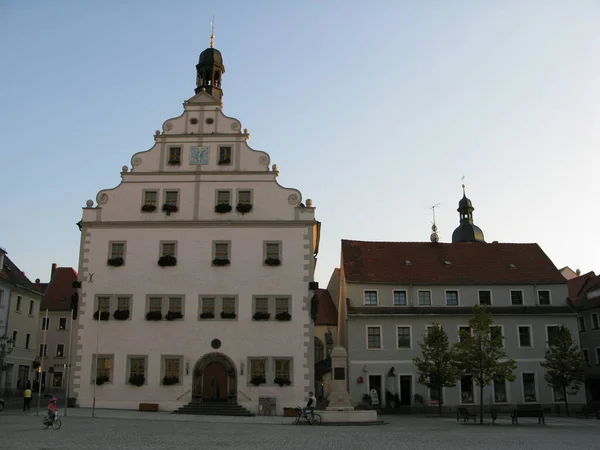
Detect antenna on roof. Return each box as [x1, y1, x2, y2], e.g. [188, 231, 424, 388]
[429, 202, 440, 243]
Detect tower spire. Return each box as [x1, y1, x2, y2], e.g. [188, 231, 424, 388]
[210, 15, 215, 48]
[195, 16, 225, 100]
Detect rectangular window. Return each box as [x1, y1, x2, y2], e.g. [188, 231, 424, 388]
[164, 357, 180, 379]
[418, 291, 431, 306]
[216, 190, 231, 205]
[117, 297, 130, 311]
[459, 326, 471, 342]
[25, 333, 31, 350]
[41, 317, 50, 330]
[238, 190, 252, 205]
[96, 357, 112, 382]
[168, 146, 181, 164]
[460, 376, 474, 403]
[364, 291, 378, 306]
[38, 344, 47, 357]
[578, 316, 586, 333]
[446, 291, 459, 306]
[511, 290, 523, 305]
[98, 296, 110, 312]
[275, 297, 289, 314]
[165, 191, 179, 206]
[161, 242, 176, 257]
[593, 313, 599, 330]
[265, 242, 280, 260]
[144, 190, 158, 207]
[274, 359, 291, 381]
[254, 297, 268, 313]
[110, 242, 125, 260]
[493, 379, 507, 403]
[397, 326, 411, 349]
[28, 300, 35, 315]
[478, 291, 492, 306]
[250, 359, 266, 378]
[490, 326, 503, 345]
[367, 326, 382, 349]
[393, 290, 407, 306]
[214, 242, 229, 260]
[218, 146, 232, 164]
[58, 318, 67, 330]
[518, 326, 532, 347]
[547, 325, 560, 346]
[52, 372, 63, 388]
[149, 297, 162, 313]
[202, 297, 215, 314]
[595, 348, 600, 365]
[522, 373, 537, 402]
[583, 349, 590, 366]
[56, 344, 65, 357]
[222, 297, 236, 314]
[12, 330, 18, 345]
[16, 296, 22, 312]
[169, 297, 182, 313]
[538, 290, 551, 305]
[130, 357, 145, 378]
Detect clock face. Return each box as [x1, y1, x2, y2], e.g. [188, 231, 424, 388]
[190, 146, 209, 165]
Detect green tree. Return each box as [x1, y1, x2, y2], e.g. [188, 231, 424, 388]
[540, 325, 585, 416]
[454, 305, 516, 424]
[413, 324, 459, 416]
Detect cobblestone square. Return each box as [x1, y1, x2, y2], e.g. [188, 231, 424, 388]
[1, 410, 600, 450]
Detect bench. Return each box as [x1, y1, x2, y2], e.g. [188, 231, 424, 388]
[138, 403, 159, 412]
[456, 407, 477, 422]
[511, 404, 544, 424]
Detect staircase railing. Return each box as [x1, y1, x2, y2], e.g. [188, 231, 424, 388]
[177, 389, 191, 401]
[238, 389, 252, 402]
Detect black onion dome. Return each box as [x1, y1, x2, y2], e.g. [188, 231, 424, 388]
[458, 194, 473, 209]
[199, 48, 224, 65]
[452, 223, 485, 243]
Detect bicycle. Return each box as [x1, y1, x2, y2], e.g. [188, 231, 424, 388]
[294, 406, 322, 425]
[43, 411, 62, 430]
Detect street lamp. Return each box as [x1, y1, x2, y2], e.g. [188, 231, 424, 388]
[0, 334, 16, 395]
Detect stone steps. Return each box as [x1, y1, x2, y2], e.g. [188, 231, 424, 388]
[173, 401, 254, 416]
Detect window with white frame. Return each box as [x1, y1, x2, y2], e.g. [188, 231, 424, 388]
[161, 242, 176, 257]
[143, 190, 158, 207]
[537, 290, 551, 305]
[490, 326, 503, 346]
[213, 242, 230, 262]
[250, 358, 266, 379]
[28, 300, 35, 315]
[164, 190, 179, 207]
[167, 146, 181, 164]
[58, 317, 67, 330]
[16, 295, 22, 312]
[169, 297, 182, 314]
[393, 290, 407, 306]
[364, 291, 378, 306]
[274, 358, 291, 382]
[218, 146, 232, 164]
[56, 344, 65, 357]
[367, 326, 382, 349]
[478, 290, 492, 306]
[129, 357, 146, 378]
[522, 373, 537, 402]
[216, 190, 231, 205]
[446, 291, 459, 306]
[518, 326, 532, 347]
[164, 357, 181, 382]
[41, 317, 50, 330]
[12, 330, 18, 346]
[117, 297, 130, 311]
[510, 290, 523, 305]
[149, 297, 162, 313]
[109, 242, 125, 260]
[547, 325, 560, 346]
[275, 297, 289, 315]
[95, 356, 113, 383]
[493, 379, 507, 403]
[418, 291, 431, 306]
[38, 343, 47, 357]
[397, 326, 411, 349]
[25, 333, 31, 350]
[222, 297, 236, 314]
[264, 242, 281, 262]
[238, 190, 252, 205]
[578, 316, 586, 333]
[593, 313, 599, 330]
[98, 296, 110, 312]
[202, 297, 215, 315]
[460, 376, 474, 403]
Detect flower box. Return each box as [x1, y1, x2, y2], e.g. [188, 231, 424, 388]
[220, 311, 237, 319]
[200, 311, 215, 319]
[167, 160, 180, 166]
[72, 281, 82, 289]
[274, 377, 292, 387]
[107, 257, 124, 267]
[141, 204, 156, 212]
[113, 309, 130, 320]
[162, 203, 178, 215]
[96, 375, 109, 386]
[214, 203, 232, 214]
[264, 258, 281, 266]
[146, 311, 163, 321]
[158, 255, 177, 267]
[93, 310, 110, 321]
[212, 258, 230, 266]
[129, 374, 145, 387]
[236, 203, 253, 214]
[163, 376, 179, 385]
[253, 311, 271, 321]
[165, 311, 183, 321]
[250, 375, 266, 386]
[275, 312, 292, 321]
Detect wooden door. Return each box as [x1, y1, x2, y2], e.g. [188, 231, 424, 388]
[202, 362, 227, 401]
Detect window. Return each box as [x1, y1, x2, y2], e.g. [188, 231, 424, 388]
[214, 242, 230, 260]
[28, 300, 35, 315]
[56, 344, 65, 357]
[547, 325, 560, 347]
[117, 297, 130, 311]
[16, 295, 22, 312]
[460, 376, 474, 403]
[459, 326, 471, 342]
[164, 357, 181, 380]
[578, 316, 586, 333]
[418, 291, 431, 306]
[426, 324, 439, 336]
[510, 290, 523, 305]
[216, 190, 231, 205]
[478, 290, 491, 306]
[38, 344, 47, 357]
[254, 297, 268, 314]
[165, 190, 179, 207]
[202, 297, 215, 314]
[493, 379, 507, 403]
[110, 242, 125, 260]
[238, 190, 252, 205]
[553, 385, 566, 402]
[161, 242, 176, 257]
[222, 297, 236, 314]
[393, 290, 407, 306]
[250, 358, 266, 379]
[490, 326, 503, 346]
[367, 326, 382, 349]
[264, 242, 280, 261]
[12, 330, 18, 346]
[583, 349, 590, 366]
[58, 318, 67, 330]
[149, 297, 162, 313]
[275, 297, 289, 314]
[168, 146, 181, 164]
[96, 356, 112, 382]
[52, 372, 63, 388]
[595, 348, 600, 365]
[446, 291, 459, 306]
[218, 146, 232, 164]
[397, 326, 411, 349]
[98, 296, 110, 312]
[364, 291, 378, 306]
[143, 190, 158, 207]
[25, 333, 31, 350]
[537, 290, 551, 305]
[274, 359, 291, 381]
[169, 297, 182, 314]
[41, 317, 50, 330]
[593, 313, 599, 330]
[518, 326, 532, 347]
[522, 373, 537, 402]
[129, 357, 145, 378]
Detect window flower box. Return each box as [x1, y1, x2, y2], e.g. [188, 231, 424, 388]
[96, 375, 109, 386]
[253, 311, 271, 321]
[129, 374, 145, 387]
[163, 376, 179, 386]
[250, 375, 266, 386]
[165, 311, 183, 321]
[162, 203, 178, 215]
[200, 312, 215, 319]
[113, 309, 130, 320]
[107, 257, 124, 267]
[274, 377, 292, 387]
[218, 159, 231, 165]
[214, 204, 232, 214]
[158, 255, 177, 267]
[220, 311, 237, 319]
[72, 281, 81, 289]
[264, 258, 281, 266]
[145, 311, 163, 321]
[275, 312, 292, 321]
[236, 203, 252, 214]
[167, 160, 181, 166]
[93, 310, 110, 321]
[141, 204, 156, 212]
[212, 258, 230, 266]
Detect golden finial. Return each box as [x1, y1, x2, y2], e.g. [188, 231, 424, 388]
[210, 15, 215, 48]
[461, 175, 466, 195]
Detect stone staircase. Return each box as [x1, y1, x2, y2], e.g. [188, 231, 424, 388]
[173, 400, 254, 417]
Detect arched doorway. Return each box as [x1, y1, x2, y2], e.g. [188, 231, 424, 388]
[192, 353, 237, 402]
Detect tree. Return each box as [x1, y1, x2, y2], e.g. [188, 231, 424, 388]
[540, 325, 585, 416]
[413, 324, 459, 416]
[454, 305, 516, 424]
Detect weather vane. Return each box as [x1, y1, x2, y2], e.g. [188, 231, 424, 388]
[210, 15, 215, 48]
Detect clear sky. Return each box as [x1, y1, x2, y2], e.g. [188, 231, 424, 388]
[1, 1, 598, 285]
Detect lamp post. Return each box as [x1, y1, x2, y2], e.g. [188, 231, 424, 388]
[0, 334, 16, 396]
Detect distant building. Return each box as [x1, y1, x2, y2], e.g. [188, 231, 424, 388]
[560, 267, 581, 280]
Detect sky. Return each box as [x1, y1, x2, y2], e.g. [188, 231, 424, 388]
[0, 1, 598, 285]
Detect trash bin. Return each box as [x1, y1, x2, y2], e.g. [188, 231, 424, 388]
[258, 396, 276, 416]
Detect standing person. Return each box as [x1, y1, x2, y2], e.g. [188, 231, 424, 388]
[23, 387, 32, 411]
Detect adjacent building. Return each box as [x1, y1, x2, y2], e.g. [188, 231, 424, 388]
[313, 274, 339, 400]
[72, 38, 320, 413]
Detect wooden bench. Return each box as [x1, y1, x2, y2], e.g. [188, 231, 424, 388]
[456, 407, 477, 422]
[138, 403, 159, 412]
[511, 404, 544, 424]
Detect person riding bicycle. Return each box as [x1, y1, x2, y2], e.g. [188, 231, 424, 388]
[47, 397, 58, 422]
[302, 391, 317, 419]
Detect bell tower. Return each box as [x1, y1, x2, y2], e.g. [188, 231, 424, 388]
[195, 24, 225, 100]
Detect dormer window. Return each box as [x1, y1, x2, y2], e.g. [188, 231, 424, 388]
[444, 261, 451, 266]
[404, 260, 412, 267]
[168, 147, 181, 165]
[509, 263, 516, 269]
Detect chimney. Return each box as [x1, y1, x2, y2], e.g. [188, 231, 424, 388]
[51, 263, 57, 279]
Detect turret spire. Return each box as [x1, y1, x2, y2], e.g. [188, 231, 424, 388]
[195, 17, 225, 100]
[451, 185, 486, 243]
[210, 16, 215, 48]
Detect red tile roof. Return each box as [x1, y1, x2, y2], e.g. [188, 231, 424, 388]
[341, 240, 566, 285]
[567, 271, 597, 305]
[313, 289, 338, 326]
[40, 267, 78, 311]
[0, 254, 43, 295]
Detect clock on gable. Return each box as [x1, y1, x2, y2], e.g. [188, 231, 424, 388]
[190, 146, 209, 165]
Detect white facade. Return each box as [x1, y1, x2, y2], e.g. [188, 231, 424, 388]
[72, 68, 319, 413]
